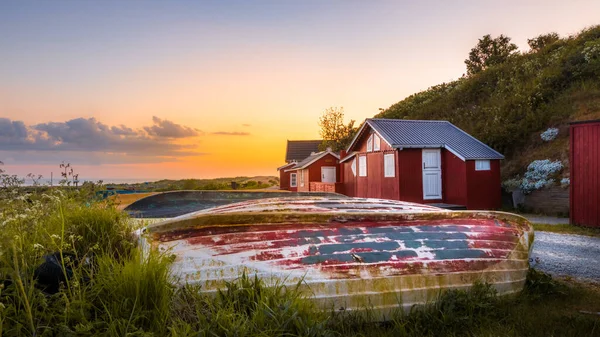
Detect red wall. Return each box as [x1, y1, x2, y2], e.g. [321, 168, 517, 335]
[571, 121, 600, 227]
[278, 164, 297, 191]
[353, 152, 400, 199]
[397, 149, 430, 203]
[350, 130, 400, 199]
[465, 160, 501, 209]
[443, 151, 467, 206]
[341, 158, 357, 197]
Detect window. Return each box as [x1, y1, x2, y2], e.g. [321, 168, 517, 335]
[475, 160, 491, 171]
[366, 134, 373, 152]
[384, 153, 395, 177]
[300, 170, 305, 186]
[359, 156, 367, 177]
[351, 157, 357, 176]
[290, 173, 297, 187]
[373, 134, 381, 151]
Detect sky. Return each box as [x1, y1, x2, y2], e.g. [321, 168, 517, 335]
[1, 0, 599, 181]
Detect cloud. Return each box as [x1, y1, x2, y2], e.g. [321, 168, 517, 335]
[0, 116, 203, 165]
[242, 124, 251, 127]
[143, 116, 201, 138]
[211, 131, 251, 136]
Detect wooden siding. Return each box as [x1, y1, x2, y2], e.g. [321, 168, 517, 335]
[443, 150, 467, 206]
[465, 160, 501, 210]
[398, 148, 441, 204]
[279, 168, 297, 191]
[296, 153, 340, 192]
[571, 121, 600, 227]
[349, 128, 400, 199]
[341, 159, 357, 197]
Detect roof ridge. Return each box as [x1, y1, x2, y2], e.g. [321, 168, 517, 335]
[368, 118, 449, 123]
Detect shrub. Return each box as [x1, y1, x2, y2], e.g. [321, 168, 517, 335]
[540, 127, 559, 141]
[520, 159, 563, 193]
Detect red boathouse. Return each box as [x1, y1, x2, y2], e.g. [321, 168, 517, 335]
[570, 120, 600, 228]
[340, 119, 504, 210]
[278, 140, 322, 191]
[285, 150, 341, 193]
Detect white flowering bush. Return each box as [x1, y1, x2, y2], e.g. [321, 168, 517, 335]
[540, 128, 559, 141]
[517, 159, 563, 194]
[583, 40, 600, 63]
[561, 178, 570, 186]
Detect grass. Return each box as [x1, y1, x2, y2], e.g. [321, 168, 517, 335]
[1, 187, 599, 336]
[533, 223, 600, 237]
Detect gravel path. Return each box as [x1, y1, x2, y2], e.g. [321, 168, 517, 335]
[522, 214, 569, 225]
[530, 231, 600, 282]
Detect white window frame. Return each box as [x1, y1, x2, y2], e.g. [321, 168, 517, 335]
[373, 134, 381, 151]
[358, 156, 367, 177]
[300, 170, 305, 187]
[384, 153, 395, 177]
[366, 134, 373, 152]
[290, 173, 297, 187]
[475, 160, 491, 171]
[350, 157, 357, 176]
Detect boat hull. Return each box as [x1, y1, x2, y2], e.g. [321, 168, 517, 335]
[142, 197, 533, 317]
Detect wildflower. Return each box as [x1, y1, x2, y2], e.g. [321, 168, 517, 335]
[33, 243, 45, 250]
[540, 128, 559, 141]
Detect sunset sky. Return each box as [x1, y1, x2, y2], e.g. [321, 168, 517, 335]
[1, 1, 599, 181]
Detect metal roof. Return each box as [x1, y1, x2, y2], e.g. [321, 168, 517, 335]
[285, 140, 322, 162]
[285, 150, 339, 171]
[349, 119, 503, 160]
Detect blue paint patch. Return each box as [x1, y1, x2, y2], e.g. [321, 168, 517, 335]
[317, 241, 400, 255]
[300, 250, 419, 265]
[404, 240, 422, 249]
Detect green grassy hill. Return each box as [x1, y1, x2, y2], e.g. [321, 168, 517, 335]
[377, 26, 600, 180]
[107, 176, 279, 191]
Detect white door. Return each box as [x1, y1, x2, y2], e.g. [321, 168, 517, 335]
[422, 149, 442, 200]
[321, 167, 336, 183]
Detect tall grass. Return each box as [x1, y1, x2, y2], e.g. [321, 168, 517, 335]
[0, 188, 599, 336]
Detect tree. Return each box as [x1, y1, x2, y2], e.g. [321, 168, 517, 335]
[317, 107, 357, 152]
[465, 34, 518, 75]
[527, 32, 560, 52]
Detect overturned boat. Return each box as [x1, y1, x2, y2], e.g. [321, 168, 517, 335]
[141, 197, 533, 317]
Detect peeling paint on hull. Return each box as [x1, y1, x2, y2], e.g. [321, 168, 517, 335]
[142, 197, 533, 318]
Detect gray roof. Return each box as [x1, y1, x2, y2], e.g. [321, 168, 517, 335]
[285, 140, 322, 162]
[350, 119, 503, 160]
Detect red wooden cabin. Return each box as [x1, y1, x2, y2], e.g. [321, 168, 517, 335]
[570, 120, 600, 228]
[341, 119, 504, 210]
[285, 150, 341, 193]
[278, 140, 321, 191]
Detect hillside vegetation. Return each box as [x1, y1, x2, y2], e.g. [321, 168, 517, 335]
[377, 26, 600, 179]
[107, 176, 279, 191]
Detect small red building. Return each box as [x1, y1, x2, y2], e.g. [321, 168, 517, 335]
[286, 150, 341, 193]
[341, 119, 504, 210]
[278, 140, 322, 191]
[570, 120, 600, 228]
